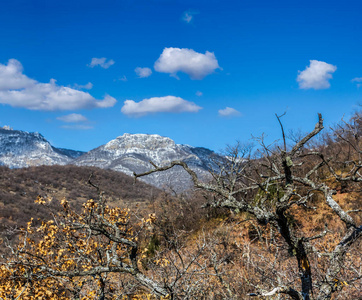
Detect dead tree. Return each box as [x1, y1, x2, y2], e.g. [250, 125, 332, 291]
[135, 113, 362, 300]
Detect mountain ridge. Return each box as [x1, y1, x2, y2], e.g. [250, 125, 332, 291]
[0, 127, 85, 168]
[73, 133, 221, 190]
[0, 127, 222, 190]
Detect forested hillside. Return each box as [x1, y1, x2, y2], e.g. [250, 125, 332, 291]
[0, 165, 160, 245]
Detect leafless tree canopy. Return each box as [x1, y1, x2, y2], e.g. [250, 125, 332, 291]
[134, 112, 362, 300]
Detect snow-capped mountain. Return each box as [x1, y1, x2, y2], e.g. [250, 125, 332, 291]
[0, 128, 222, 190]
[73, 133, 222, 190]
[0, 127, 84, 168]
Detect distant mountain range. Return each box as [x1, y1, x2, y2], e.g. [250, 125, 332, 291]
[0, 127, 222, 190]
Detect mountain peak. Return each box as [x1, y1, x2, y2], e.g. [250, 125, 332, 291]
[0, 128, 84, 168]
[106, 133, 176, 150]
[74, 133, 222, 190]
[117, 133, 173, 141]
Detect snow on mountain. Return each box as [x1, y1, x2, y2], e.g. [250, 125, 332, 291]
[0, 127, 84, 168]
[0, 128, 222, 191]
[73, 133, 222, 190]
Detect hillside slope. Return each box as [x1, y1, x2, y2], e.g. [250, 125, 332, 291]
[0, 165, 160, 241]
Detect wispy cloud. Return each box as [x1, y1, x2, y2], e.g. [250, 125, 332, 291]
[297, 60, 337, 90]
[182, 10, 198, 23]
[0, 59, 117, 111]
[135, 67, 152, 78]
[114, 75, 127, 82]
[73, 82, 93, 90]
[154, 47, 220, 80]
[218, 107, 241, 117]
[88, 57, 115, 69]
[352, 77, 362, 88]
[121, 95, 202, 117]
[61, 124, 93, 130]
[196, 91, 203, 96]
[57, 113, 88, 123]
[57, 113, 92, 130]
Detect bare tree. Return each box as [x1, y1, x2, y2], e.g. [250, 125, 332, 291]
[135, 113, 362, 300]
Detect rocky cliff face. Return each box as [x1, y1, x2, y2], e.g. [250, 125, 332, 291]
[0, 129, 221, 190]
[0, 127, 84, 168]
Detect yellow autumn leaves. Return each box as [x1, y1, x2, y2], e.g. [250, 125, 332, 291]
[0, 196, 147, 299]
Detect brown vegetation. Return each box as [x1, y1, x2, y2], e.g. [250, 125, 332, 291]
[0, 165, 160, 245]
[0, 111, 361, 299]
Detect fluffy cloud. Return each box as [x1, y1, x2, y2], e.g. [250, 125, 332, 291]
[88, 57, 115, 69]
[57, 113, 88, 123]
[297, 60, 337, 89]
[218, 107, 241, 117]
[154, 47, 220, 80]
[135, 67, 152, 78]
[121, 95, 202, 117]
[0, 59, 117, 111]
[0, 59, 36, 90]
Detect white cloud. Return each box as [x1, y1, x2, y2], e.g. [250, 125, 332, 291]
[121, 95, 202, 117]
[135, 67, 152, 78]
[218, 107, 241, 117]
[73, 82, 93, 90]
[196, 91, 203, 96]
[114, 75, 127, 82]
[154, 47, 220, 80]
[61, 124, 93, 130]
[94, 95, 117, 108]
[183, 12, 193, 23]
[352, 77, 362, 88]
[351, 77, 362, 82]
[182, 11, 198, 23]
[88, 57, 115, 69]
[297, 60, 337, 89]
[0, 59, 117, 111]
[0, 59, 36, 90]
[57, 113, 88, 123]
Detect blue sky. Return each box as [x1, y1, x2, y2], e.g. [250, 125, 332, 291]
[0, 0, 361, 152]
